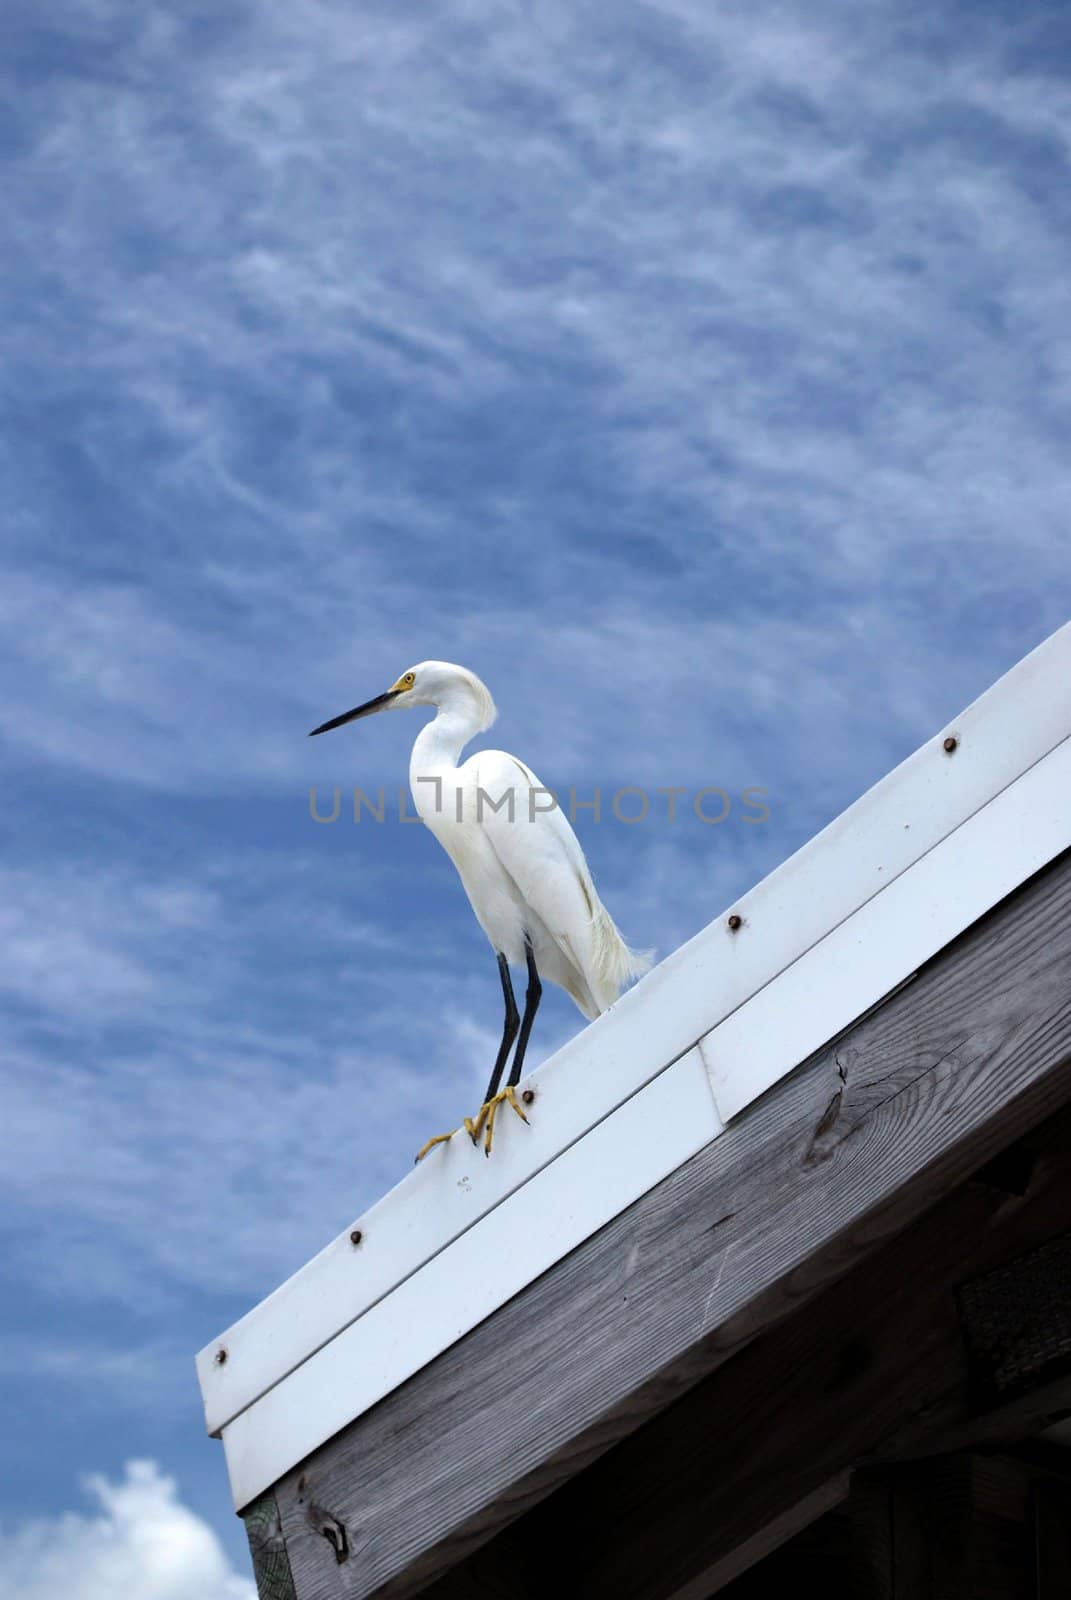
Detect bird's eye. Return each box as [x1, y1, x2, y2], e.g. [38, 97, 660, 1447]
[403, 672, 415, 687]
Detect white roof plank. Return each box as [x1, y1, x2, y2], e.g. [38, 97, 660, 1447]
[703, 729, 1071, 1121]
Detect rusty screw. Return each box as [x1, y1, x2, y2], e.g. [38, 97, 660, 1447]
[349, 1229, 363, 1247]
[214, 1347, 228, 1367]
[521, 1088, 535, 1105]
[727, 913, 743, 931]
[943, 735, 958, 754]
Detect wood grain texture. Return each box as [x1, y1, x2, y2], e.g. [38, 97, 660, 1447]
[457, 1140, 1071, 1599]
[243, 1493, 298, 1600]
[274, 849, 1071, 1600]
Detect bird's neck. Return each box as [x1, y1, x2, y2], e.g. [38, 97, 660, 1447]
[410, 704, 478, 779]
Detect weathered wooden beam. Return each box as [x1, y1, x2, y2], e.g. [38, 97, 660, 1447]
[430, 1131, 1071, 1600]
[720, 1450, 1071, 1599]
[715, 1451, 1071, 1600]
[266, 849, 1071, 1600]
[714, 1473, 893, 1600]
[663, 1474, 854, 1600]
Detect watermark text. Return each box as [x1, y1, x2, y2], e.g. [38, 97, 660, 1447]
[309, 784, 771, 826]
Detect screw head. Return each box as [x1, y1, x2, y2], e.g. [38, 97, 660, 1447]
[349, 1229, 363, 1247]
[521, 1088, 535, 1105]
[727, 913, 743, 931]
[214, 1347, 228, 1366]
[943, 735, 958, 753]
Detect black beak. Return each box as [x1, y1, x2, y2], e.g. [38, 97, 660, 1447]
[308, 690, 399, 736]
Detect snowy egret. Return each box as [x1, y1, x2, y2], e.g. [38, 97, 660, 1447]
[310, 662, 649, 1158]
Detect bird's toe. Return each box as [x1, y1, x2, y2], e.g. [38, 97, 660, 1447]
[414, 1129, 457, 1163]
[479, 1086, 532, 1156]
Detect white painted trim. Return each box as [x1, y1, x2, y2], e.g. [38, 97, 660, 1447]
[220, 1048, 722, 1510]
[198, 622, 1071, 1439]
[702, 732, 1071, 1122]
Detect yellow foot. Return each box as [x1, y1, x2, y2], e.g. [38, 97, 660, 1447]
[463, 1086, 530, 1157]
[414, 1128, 459, 1163]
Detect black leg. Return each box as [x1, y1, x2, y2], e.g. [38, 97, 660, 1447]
[507, 939, 542, 1087]
[481, 952, 519, 1105]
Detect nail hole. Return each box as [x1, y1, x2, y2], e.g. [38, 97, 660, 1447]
[943, 735, 958, 753]
[521, 1089, 535, 1105]
[349, 1229, 363, 1247]
[727, 913, 743, 931]
[214, 1348, 228, 1366]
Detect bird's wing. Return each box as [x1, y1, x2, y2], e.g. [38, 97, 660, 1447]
[468, 749, 642, 1014]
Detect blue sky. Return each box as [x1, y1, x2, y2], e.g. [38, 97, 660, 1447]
[2, 0, 1069, 1588]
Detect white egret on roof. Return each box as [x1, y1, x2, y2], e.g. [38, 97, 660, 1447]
[310, 661, 649, 1157]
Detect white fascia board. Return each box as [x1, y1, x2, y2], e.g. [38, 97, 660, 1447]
[198, 621, 1071, 1442]
[220, 1047, 722, 1510]
[701, 730, 1071, 1119]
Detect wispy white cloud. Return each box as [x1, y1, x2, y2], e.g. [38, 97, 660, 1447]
[0, 1461, 253, 1600]
[0, 1336, 194, 1418]
[3, 0, 1067, 804]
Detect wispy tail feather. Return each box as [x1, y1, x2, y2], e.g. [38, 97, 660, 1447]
[589, 902, 653, 1012]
